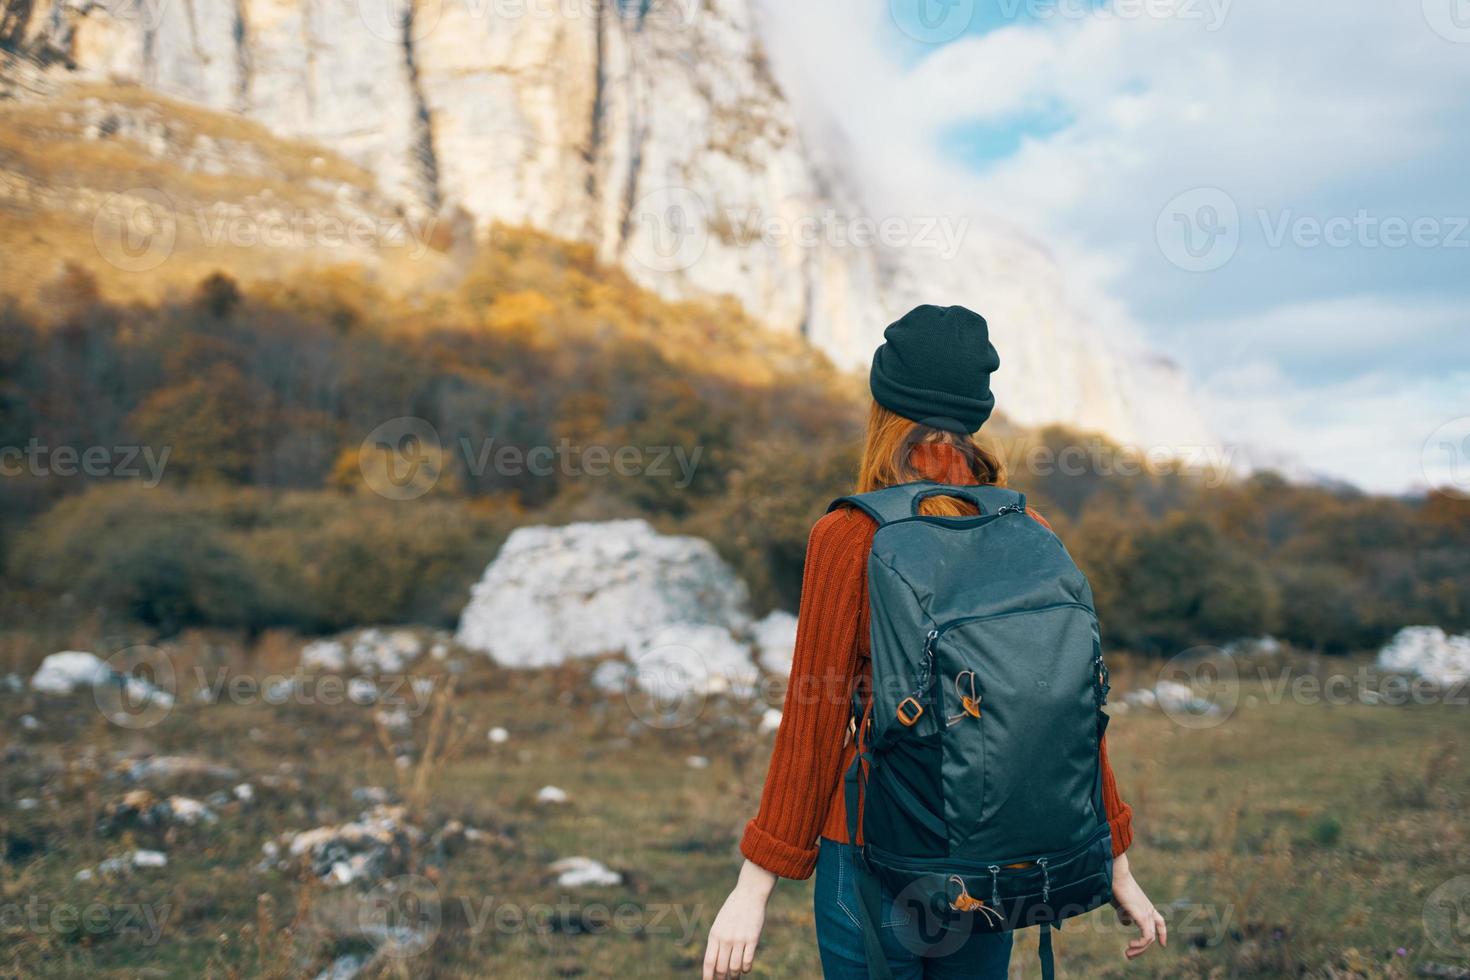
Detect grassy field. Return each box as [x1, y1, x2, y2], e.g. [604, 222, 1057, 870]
[1, 629, 1465, 979]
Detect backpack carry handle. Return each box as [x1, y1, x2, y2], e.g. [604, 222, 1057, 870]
[910, 486, 990, 516]
[829, 481, 1026, 528]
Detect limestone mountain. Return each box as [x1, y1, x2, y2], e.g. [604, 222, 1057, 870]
[2, 0, 1214, 447]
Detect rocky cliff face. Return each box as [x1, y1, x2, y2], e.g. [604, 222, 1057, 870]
[5, 0, 1215, 447]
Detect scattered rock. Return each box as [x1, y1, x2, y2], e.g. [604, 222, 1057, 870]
[302, 629, 423, 675]
[686, 755, 710, 769]
[263, 678, 298, 702]
[374, 708, 411, 734]
[301, 639, 348, 673]
[487, 726, 510, 744]
[347, 677, 378, 704]
[234, 783, 255, 803]
[1122, 680, 1221, 717]
[31, 651, 173, 709]
[19, 714, 40, 731]
[122, 755, 241, 786]
[549, 856, 622, 888]
[275, 804, 422, 887]
[88, 849, 168, 878]
[1224, 636, 1284, 657]
[314, 953, 367, 980]
[100, 790, 218, 832]
[348, 629, 422, 674]
[1122, 688, 1155, 708]
[758, 708, 783, 735]
[1378, 626, 1470, 688]
[430, 819, 500, 851]
[752, 610, 798, 675]
[167, 796, 217, 826]
[536, 785, 570, 805]
[31, 651, 108, 694]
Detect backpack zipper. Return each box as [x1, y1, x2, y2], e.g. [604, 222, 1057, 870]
[931, 601, 1096, 643]
[895, 629, 941, 725]
[905, 601, 1096, 717]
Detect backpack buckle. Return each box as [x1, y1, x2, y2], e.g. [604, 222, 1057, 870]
[895, 697, 924, 727]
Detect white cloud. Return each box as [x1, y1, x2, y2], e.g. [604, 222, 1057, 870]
[755, 0, 1470, 492]
[1199, 360, 1468, 495]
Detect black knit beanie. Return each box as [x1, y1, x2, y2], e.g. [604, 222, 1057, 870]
[869, 304, 1000, 434]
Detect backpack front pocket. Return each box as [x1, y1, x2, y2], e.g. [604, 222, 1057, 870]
[932, 603, 1102, 854]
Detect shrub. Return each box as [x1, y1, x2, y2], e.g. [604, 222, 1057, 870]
[8, 485, 271, 632]
[10, 485, 511, 634]
[687, 434, 859, 615]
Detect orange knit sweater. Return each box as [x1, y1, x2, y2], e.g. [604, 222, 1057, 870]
[740, 444, 1134, 880]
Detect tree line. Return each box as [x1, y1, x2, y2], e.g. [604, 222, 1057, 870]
[2, 228, 1465, 653]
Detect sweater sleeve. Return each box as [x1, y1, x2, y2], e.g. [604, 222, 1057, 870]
[740, 509, 871, 879]
[1099, 734, 1134, 856]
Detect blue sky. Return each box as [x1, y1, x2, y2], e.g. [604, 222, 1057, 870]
[760, 0, 1470, 493]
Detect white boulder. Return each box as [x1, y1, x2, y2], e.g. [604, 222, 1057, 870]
[456, 521, 755, 682]
[752, 610, 799, 675]
[629, 624, 758, 699]
[1378, 626, 1470, 687]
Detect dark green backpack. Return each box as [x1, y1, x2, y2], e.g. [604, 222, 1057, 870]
[831, 481, 1114, 980]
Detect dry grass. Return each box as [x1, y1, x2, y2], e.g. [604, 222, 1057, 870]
[0, 628, 1466, 978]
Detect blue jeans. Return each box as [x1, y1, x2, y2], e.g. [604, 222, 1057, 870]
[813, 838, 1013, 979]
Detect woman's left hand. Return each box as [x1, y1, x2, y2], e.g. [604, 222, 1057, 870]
[1109, 852, 1167, 960]
[703, 860, 776, 979]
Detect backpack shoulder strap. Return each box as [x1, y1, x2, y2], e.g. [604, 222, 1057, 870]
[829, 481, 1026, 528]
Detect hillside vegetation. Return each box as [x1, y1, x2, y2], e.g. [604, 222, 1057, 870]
[2, 226, 1467, 655]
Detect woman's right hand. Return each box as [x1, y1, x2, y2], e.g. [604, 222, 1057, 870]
[1109, 851, 1167, 959]
[702, 860, 776, 979]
